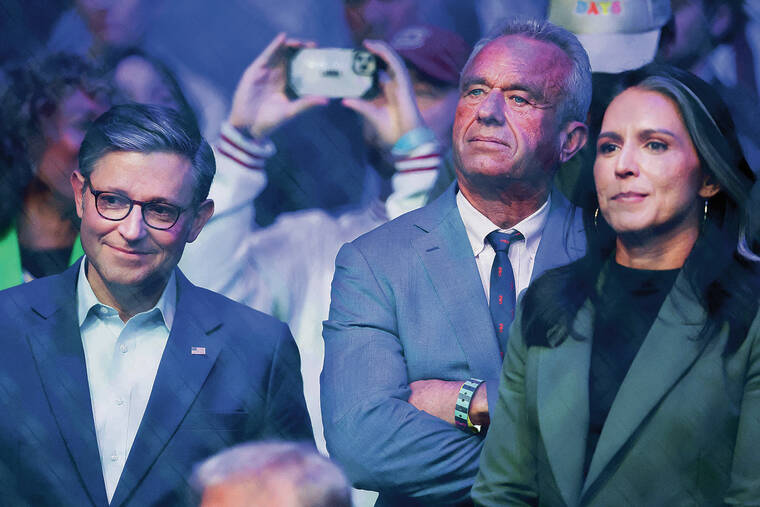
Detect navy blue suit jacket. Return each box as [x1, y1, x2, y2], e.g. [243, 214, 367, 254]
[321, 184, 586, 505]
[0, 260, 313, 506]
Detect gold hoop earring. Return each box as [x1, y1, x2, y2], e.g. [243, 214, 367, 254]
[594, 207, 599, 229]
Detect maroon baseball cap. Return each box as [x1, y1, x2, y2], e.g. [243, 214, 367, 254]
[389, 24, 470, 86]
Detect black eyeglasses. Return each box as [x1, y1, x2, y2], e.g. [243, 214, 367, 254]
[86, 179, 189, 230]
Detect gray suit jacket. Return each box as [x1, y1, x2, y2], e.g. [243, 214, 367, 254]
[473, 265, 760, 506]
[321, 184, 585, 505]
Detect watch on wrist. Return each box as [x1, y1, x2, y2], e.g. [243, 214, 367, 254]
[454, 378, 484, 433]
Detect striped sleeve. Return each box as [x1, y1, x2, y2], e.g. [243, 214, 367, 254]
[216, 122, 276, 171]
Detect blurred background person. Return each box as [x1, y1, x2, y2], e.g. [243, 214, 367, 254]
[180, 22, 468, 459]
[254, 0, 479, 224]
[0, 53, 109, 289]
[47, 0, 161, 59]
[176, 24, 467, 506]
[5, 0, 482, 225]
[657, 0, 760, 169]
[474, 65, 760, 506]
[343, 0, 419, 44]
[344, 0, 480, 46]
[108, 48, 199, 126]
[192, 441, 352, 507]
[45, 0, 227, 141]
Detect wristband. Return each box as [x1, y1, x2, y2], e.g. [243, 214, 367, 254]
[391, 126, 436, 157]
[455, 378, 484, 433]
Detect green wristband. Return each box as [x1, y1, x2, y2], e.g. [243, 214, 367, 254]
[454, 378, 484, 432]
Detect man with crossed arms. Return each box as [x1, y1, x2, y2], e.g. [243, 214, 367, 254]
[321, 18, 591, 505]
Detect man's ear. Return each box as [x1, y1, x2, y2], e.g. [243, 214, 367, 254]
[698, 173, 721, 199]
[187, 199, 214, 243]
[559, 121, 588, 163]
[71, 170, 86, 219]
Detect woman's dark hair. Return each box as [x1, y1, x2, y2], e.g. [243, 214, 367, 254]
[523, 64, 759, 354]
[0, 53, 108, 232]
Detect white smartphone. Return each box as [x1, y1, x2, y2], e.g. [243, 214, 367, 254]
[287, 48, 379, 99]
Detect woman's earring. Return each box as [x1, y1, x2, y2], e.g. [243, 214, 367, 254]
[703, 200, 709, 224]
[594, 207, 599, 229]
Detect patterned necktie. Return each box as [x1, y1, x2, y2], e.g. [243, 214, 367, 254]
[486, 230, 524, 356]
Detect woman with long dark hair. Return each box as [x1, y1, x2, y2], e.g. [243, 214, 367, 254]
[473, 65, 760, 505]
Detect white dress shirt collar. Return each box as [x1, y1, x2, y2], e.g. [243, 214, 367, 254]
[76, 258, 177, 502]
[456, 190, 550, 256]
[77, 258, 177, 329]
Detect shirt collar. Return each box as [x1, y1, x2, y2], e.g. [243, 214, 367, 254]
[76, 257, 177, 330]
[456, 190, 551, 257]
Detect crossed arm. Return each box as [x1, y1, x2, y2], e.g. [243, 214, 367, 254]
[321, 242, 492, 503]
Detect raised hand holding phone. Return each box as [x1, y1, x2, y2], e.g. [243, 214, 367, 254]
[341, 39, 426, 148]
[228, 32, 329, 139]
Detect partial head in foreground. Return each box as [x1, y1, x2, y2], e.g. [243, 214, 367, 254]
[192, 441, 352, 507]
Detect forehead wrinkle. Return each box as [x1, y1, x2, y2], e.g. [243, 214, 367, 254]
[90, 151, 194, 205]
[460, 76, 488, 91]
[470, 35, 572, 108]
[536, 52, 572, 108]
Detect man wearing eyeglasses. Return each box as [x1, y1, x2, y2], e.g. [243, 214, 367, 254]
[0, 104, 313, 506]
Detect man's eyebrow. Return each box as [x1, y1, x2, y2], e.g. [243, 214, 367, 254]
[94, 185, 181, 205]
[506, 82, 543, 100]
[144, 197, 178, 205]
[460, 76, 488, 90]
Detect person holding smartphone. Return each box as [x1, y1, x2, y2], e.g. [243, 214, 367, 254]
[180, 26, 470, 498]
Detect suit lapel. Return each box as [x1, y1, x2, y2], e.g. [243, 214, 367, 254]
[531, 191, 585, 283]
[24, 262, 109, 507]
[581, 271, 708, 498]
[110, 271, 224, 506]
[537, 299, 593, 507]
[411, 186, 502, 375]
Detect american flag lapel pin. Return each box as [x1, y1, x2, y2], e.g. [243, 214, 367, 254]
[191, 346, 206, 356]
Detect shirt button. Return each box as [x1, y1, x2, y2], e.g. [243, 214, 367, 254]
[110, 453, 119, 462]
[116, 398, 124, 406]
[98, 306, 109, 315]
[120, 344, 128, 354]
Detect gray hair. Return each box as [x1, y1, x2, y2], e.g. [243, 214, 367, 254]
[78, 103, 215, 204]
[462, 17, 592, 125]
[191, 442, 352, 507]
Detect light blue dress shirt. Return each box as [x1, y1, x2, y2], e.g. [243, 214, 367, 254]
[76, 259, 176, 503]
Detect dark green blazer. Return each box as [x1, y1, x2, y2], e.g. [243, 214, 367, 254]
[473, 268, 760, 506]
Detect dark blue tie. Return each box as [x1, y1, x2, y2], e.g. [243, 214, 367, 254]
[487, 230, 523, 356]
